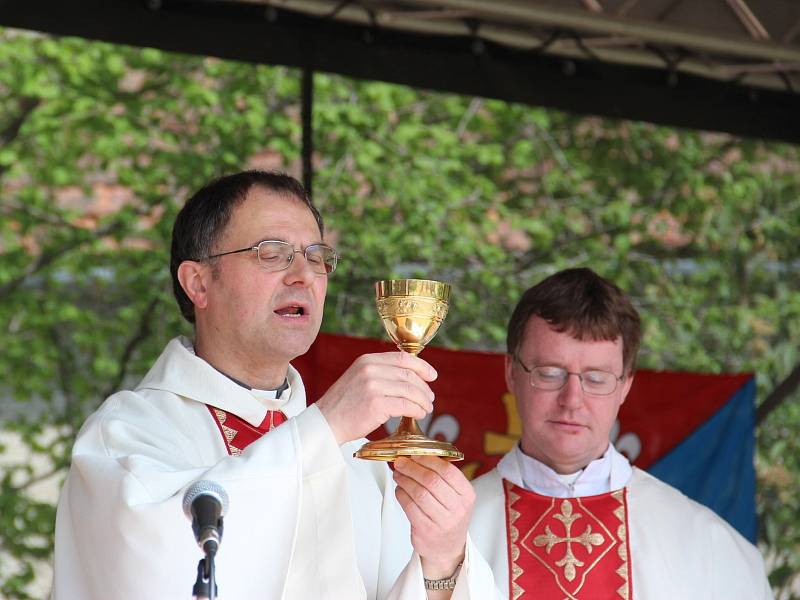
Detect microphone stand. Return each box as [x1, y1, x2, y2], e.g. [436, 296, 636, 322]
[192, 517, 223, 600]
[192, 550, 217, 600]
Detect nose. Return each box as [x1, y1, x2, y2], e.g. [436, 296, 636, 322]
[557, 373, 584, 409]
[282, 251, 316, 285]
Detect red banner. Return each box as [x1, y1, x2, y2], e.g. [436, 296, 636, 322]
[293, 333, 751, 479]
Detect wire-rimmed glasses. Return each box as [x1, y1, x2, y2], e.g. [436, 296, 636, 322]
[206, 240, 338, 275]
[515, 360, 624, 396]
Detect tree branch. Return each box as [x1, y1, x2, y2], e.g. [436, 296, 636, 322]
[456, 98, 483, 140]
[2, 198, 76, 228]
[13, 465, 62, 493]
[0, 96, 41, 179]
[0, 97, 40, 147]
[756, 361, 800, 426]
[101, 296, 160, 400]
[47, 325, 80, 433]
[0, 219, 125, 298]
[514, 223, 631, 271]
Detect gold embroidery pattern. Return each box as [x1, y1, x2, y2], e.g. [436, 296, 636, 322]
[611, 490, 630, 599]
[520, 497, 616, 597]
[532, 500, 605, 582]
[506, 483, 525, 600]
[222, 425, 237, 443]
[506, 483, 633, 599]
[212, 408, 242, 455]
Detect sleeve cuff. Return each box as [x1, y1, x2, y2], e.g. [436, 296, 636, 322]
[294, 403, 346, 476]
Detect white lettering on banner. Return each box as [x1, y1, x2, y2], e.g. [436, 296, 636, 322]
[427, 414, 460, 442]
[610, 420, 642, 462]
[384, 414, 460, 443]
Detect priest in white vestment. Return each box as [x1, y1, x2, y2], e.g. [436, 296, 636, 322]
[468, 267, 773, 599]
[52, 171, 497, 600]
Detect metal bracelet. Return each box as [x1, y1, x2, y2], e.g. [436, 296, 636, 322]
[423, 563, 462, 590]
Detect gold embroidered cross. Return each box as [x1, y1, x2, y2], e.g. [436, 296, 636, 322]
[533, 499, 605, 582]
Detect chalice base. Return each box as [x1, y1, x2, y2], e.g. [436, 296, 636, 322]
[354, 431, 464, 461]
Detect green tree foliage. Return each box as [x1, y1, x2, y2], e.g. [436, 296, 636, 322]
[0, 28, 798, 598]
[0, 28, 302, 597]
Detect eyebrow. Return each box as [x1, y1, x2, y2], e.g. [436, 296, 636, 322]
[251, 237, 328, 247]
[526, 358, 619, 372]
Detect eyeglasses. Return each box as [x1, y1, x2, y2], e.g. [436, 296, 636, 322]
[515, 360, 624, 396]
[206, 240, 338, 275]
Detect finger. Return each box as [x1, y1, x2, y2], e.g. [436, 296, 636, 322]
[367, 377, 434, 408]
[394, 456, 458, 492]
[354, 358, 436, 401]
[352, 352, 437, 386]
[367, 351, 437, 382]
[394, 477, 443, 525]
[394, 457, 474, 513]
[394, 361, 437, 399]
[380, 396, 429, 420]
[393, 464, 456, 519]
[403, 456, 473, 495]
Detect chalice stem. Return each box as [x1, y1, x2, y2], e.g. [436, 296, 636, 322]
[395, 416, 424, 437]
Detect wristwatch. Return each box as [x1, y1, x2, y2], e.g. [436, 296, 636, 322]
[423, 563, 463, 590]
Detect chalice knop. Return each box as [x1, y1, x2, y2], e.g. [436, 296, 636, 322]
[354, 279, 464, 461]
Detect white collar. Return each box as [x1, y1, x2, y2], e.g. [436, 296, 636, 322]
[136, 336, 305, 426]
[497, 442, 632, 497]
[249, 385, 292, 411]
[184, 339, 293, 411]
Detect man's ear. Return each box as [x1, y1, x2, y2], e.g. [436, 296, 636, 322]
[177, 260, 210, 311]
[504, 354, 515, 392]
[619, 370, 635, 406]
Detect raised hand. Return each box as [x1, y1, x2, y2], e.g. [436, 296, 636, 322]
[393, 456, 475, 580]
[316, 352, 437, 445]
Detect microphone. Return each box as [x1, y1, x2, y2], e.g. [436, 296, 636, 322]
[182, 480, 230, 556]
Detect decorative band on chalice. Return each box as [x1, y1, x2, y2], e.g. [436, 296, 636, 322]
[375, 279, 451, 303]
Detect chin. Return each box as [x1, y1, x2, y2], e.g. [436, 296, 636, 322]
[283, 337, 317, 361]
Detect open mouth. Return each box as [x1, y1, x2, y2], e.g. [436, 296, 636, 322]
[274, 305, 306, 317]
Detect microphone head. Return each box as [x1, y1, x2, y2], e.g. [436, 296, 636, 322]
[182, 480, 230, 519]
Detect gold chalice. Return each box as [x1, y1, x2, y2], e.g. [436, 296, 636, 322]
[355, 279, 464, 461]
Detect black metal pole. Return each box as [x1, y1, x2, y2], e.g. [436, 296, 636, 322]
[192, 555, 218, 600]
[301, 67, 314, 197]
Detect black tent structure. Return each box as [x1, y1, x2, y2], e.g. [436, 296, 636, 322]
[2, 0, 799, 144]
[1, 0, 799, 419]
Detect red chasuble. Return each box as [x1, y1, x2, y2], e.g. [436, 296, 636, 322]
[503, 480, 633, 600]
[207, 406, 287, 455]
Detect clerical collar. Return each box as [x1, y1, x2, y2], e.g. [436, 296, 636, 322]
[186, 341, 290, 400]
[497, 442, 632, 498]
[210, 366, 288, 397]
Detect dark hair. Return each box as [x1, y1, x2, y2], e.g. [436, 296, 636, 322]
[506, 268, 642, 373]
[170, 170, 324, 324]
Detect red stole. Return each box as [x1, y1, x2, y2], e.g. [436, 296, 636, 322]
[207, 406, 287, 455]
[503, 479, 632, 599]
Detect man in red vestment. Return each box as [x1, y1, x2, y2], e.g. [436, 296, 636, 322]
[468, 267, 772, 599]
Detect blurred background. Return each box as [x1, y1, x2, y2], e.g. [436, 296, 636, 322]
[0, 23, 798, 598]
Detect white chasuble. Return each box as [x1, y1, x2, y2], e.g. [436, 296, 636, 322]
[52, 336, 495, 600]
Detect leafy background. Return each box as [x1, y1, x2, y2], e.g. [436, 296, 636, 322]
[0, 28, 798, 598]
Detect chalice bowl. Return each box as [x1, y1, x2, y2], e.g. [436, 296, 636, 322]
[355, 279, 464, 461]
